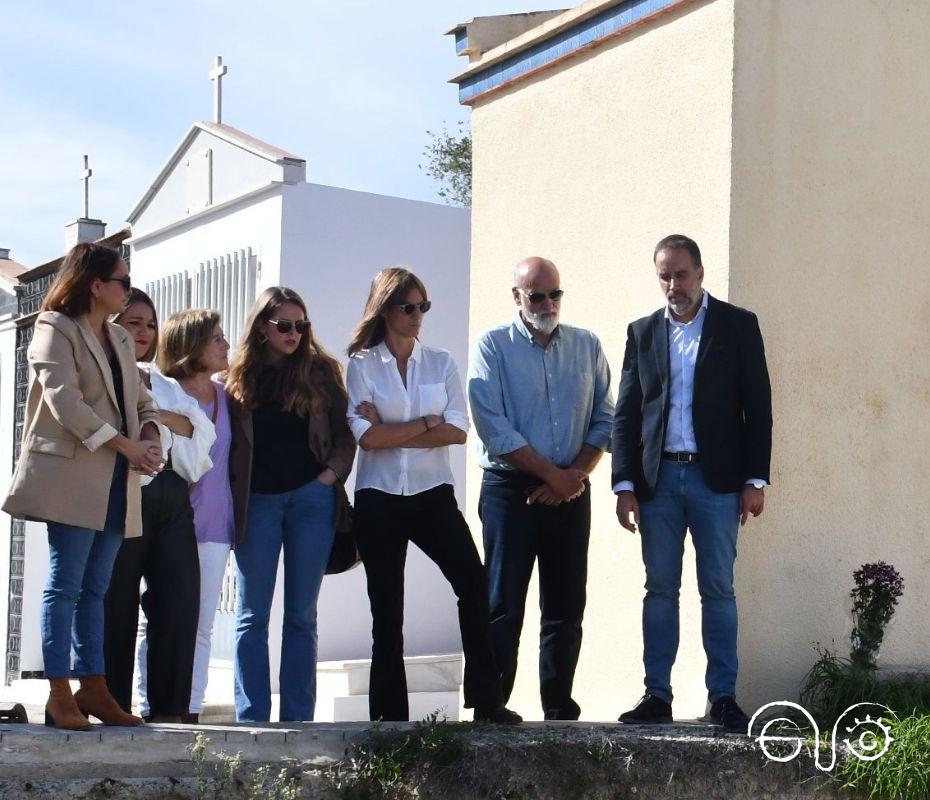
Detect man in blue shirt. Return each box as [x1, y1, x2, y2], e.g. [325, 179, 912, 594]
[468, 256, 614, 720]
[612, 234, 772, 733]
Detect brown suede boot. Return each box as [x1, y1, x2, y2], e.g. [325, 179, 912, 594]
[74, 675, 143, 726]
[45, 678, 91, 730]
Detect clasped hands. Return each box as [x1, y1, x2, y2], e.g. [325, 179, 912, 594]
[525, 467, 587, 506]
[126, 439, 165, 478]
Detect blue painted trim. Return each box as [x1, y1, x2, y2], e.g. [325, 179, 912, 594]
[457, 0, 682, 103]
[455, 29, 468, 53]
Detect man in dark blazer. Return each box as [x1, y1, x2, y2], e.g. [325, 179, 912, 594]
[612, 234, 772, 733]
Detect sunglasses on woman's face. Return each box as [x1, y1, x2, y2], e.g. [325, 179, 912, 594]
[395, 301, 432, 315]
[268, 318, 309, 334]
[102, 276, 132, 291]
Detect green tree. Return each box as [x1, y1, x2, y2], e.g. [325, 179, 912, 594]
[421, 122, 472, 207]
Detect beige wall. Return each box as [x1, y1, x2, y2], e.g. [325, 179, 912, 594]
[467, 0, 736, 720]
[729, 0, 930, 711]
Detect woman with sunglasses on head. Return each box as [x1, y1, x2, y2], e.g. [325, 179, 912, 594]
[157, 309, 233, 723]
[3, 243, 162, 730]
[104, 289, 208, 723]
[226, 287, 355, 722]
[345, 267, 520, 724]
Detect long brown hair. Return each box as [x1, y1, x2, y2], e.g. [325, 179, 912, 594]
[226, 287, 344, 416]
[346, 267, 428, 357]
[42, 243, 122, 317]
[157, 309, 221, 379]
[114, 288, 159, 362]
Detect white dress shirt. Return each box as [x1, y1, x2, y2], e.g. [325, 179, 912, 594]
[614, 292, 765, 493]
[346, 340, 470, 496]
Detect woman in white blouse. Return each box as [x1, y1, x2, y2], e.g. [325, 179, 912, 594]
[346, 267, 520, 725]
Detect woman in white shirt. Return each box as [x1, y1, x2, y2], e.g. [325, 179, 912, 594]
[346, 267, 520, 725]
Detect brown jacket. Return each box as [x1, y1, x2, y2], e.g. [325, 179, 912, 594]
[227, 371, 356, 545]
[2, 312, 158, 537]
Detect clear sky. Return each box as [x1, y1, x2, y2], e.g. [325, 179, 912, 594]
[1, 0, 566, 267]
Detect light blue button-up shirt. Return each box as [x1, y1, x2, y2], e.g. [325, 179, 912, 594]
[664, 290, 709, 452]
[467, 313, 614, 471]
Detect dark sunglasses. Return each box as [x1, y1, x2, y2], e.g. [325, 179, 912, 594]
[395, 301, 432, 315]
[102, 275, 132, 291]
[518, 288, 564, 304]
[268, 318, 309, 334]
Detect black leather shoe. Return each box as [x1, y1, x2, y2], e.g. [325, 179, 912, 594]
[707, 696, 750, 734]
[618, 694, 673, 724]
[474, 705, 523, 725]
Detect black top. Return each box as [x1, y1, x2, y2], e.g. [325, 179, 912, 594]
[108, 353, 128, 435]
[250, 366, 322, 494]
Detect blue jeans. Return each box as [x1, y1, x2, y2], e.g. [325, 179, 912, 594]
[42, 455, 127, 678]
[638, 462, 740, 704]
[233, 479, 335, 722]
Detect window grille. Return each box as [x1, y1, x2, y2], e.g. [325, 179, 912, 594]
[144, 247, 259, 351]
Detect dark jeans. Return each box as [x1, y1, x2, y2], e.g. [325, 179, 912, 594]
[104, 470, 200, 716]
[354, 484, 504, 721]
[479, 470, 591, 720]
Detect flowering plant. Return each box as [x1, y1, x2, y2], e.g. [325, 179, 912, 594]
[849, 561, 904, 669]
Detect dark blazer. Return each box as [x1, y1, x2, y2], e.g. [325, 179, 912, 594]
[611, 295, 772, 500]
[227, 371, 356, 545]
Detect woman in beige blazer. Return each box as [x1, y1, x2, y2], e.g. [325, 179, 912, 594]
[2, 243, 162, 730]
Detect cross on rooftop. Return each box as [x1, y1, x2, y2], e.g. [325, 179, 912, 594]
[81, 155, 92, 219]
[209, 56, 228, 124]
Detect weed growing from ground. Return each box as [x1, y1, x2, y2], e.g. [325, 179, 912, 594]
[185, 732, 299, 799]
[328, 712, 469, 798]
[836, 713, 930, 800]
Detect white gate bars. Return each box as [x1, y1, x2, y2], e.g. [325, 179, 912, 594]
[144, 247, 259, 351]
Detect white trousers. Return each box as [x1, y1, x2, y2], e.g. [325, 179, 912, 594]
[189, 541, 232, 713]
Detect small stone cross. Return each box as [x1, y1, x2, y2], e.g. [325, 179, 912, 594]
[209, 56, 228, 124]
[81, 155, 92, 219]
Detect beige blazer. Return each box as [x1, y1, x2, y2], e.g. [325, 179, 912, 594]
[2, 312, 158, 537]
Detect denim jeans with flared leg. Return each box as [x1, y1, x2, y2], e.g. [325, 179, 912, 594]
[233, 479, 335, 722]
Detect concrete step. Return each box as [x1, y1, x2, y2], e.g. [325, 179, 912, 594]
[317, 652, 463, 696]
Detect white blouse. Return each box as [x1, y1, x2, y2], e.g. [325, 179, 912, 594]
[346, 340, 469, 496]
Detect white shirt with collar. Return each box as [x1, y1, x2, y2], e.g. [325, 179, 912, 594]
[613, 291, 765, 494]
[346, 340, 470, 496]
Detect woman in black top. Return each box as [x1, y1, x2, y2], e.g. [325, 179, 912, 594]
[225, 287, 355, 722]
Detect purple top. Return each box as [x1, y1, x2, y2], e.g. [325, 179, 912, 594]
[189, 380, 235, 546]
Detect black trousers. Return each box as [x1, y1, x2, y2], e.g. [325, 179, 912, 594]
[354, 484, 504, 721]
[479, 470, 591, 720]
[104, 470, 200, 716]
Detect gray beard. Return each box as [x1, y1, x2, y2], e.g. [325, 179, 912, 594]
[525, 310, 560, 335]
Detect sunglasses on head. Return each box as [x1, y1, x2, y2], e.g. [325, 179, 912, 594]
[268, 318, 309, 334]
[102, 275, 132, 291]
[395, 301, 432, 315]
[518, 288, 564, 304]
